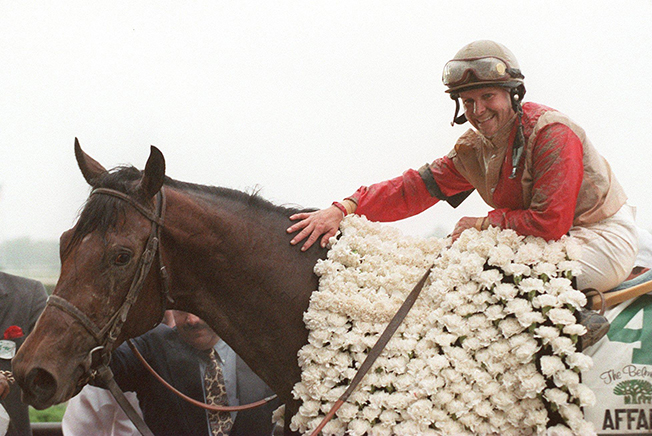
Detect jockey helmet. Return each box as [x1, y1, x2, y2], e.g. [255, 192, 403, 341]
[443, 40, 526, 127]
[443, 40, 525, 95]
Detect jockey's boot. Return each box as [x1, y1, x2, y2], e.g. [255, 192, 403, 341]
[576, 307, 610, 351]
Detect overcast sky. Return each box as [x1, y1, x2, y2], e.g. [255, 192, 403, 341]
[1, 1, 651, 244]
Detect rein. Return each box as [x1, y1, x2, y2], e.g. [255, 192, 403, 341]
[308, 263, 434, 436]
[127, 340, 277, 412]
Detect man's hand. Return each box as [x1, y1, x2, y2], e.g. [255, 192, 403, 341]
[287, 206, 344, 251]
[0, 372, 10, 400]
[451, 216, 486, 241]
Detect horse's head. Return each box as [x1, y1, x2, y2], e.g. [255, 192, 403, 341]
[13, 139, 169, 409]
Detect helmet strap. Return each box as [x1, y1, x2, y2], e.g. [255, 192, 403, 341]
[450, 95, 467, 126]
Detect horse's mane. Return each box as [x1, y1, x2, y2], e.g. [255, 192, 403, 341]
[163, 177, 308, 216]
[65, 165, 311, 253]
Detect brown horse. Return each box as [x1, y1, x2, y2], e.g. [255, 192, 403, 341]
[13, 140, 326, 435]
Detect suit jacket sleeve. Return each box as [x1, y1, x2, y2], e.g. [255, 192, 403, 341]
[108, 325, 168, 392]
[230, 356, 280, 436]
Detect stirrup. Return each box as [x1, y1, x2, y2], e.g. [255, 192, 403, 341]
[583, 288, 606, 315]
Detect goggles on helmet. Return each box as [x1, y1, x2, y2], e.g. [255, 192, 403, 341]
[442, 56, 521, 91]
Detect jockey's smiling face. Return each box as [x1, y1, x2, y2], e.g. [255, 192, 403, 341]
[460, 86, 515, 137]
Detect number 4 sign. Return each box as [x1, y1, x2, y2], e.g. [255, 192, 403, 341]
[582, 295, 652, 434]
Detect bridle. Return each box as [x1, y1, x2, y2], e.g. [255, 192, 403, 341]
[46, 186, 276, 436]
[48, 187, 171, 375]
[44, 187, 170, 436]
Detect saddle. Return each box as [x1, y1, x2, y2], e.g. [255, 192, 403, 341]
[589, 267, 652, 311]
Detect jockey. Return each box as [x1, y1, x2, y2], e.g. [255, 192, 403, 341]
[287, 40, 641, 348]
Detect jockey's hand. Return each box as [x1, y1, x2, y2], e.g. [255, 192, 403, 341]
[0, 373, 9, 400]
[451, 216, 483, 241]
[287, 206, 344, 251]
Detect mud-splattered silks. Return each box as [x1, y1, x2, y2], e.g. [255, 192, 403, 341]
[205, 348, 233, 436]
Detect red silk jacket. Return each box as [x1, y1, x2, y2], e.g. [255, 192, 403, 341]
[347, 103, 626, 240]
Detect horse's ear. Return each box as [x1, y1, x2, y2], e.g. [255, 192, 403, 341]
[137, 146, 166, 199]
[75, 138, 107, 187]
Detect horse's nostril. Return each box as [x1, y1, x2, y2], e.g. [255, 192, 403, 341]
[25, 367, 57, 407]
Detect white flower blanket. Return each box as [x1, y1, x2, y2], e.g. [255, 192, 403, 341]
[290, 216, 596, 436]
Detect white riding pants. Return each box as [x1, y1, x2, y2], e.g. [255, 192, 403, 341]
[569, 204, 638, 293]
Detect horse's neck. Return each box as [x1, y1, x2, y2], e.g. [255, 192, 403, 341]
[161, 187, 324, 400]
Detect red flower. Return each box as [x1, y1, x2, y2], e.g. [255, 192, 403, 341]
[3, 326, 24, 340]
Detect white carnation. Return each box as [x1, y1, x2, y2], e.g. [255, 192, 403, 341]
[485, 304, 506, 320]
[557, 260, 581, 277]
[532, 294, 559, 309]
[557, 289, 587, 309]
[533, 262, 557, 279]
[299, 400, 321, 417]
[478, 268, 503, 289]
[566, 352, 593, 371]
[378, 409, 400, 425]
[505, 298, 532, 316]
[543, 241, 568, 264]
[519, 370, 547, 396]
[519, 277, 545, 294]
[550, 336, 576, 356]
[517, 310, 546, 328]
[360, 405, 381, 422]
[554, 369, 581, 390]
[570, 383, 596, 407]
[547, 308, 576, 326]
[562, 324, 587, 336]
[547, 277, 575, 296]
[534, 326, 560, 344]
[544, 388, 569, 406]
[406, 399, 434, 425]
[502, 262, 531, 278]
[499, 317, 525, 337]
[515, 240, 545, 264]
[347, 419, 372, 436]
[540, 355, 566, 377]
[546, 424, 574, 436]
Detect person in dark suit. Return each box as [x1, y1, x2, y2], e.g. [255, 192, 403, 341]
[64, 310, 279, 436]
[0, 271, 48, 436]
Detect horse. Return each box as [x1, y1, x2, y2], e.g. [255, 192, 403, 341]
[12, 140, 325, 435]
[14, 141, 652, 435]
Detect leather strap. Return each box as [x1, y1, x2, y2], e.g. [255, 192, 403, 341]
[91, 188, 163, 225]
[127, 340, 278, 412]
[95, 364, 154, 436]
[47, 295, 108, 343]
[308, 264, 434, 436]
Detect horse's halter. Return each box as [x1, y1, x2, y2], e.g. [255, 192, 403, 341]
[47, 187, 172, 380]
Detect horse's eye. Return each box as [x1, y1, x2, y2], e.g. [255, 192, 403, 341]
[115, 252, 132, 266]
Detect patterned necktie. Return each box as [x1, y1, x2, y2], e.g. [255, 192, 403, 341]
[204, 348, 234, 436]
